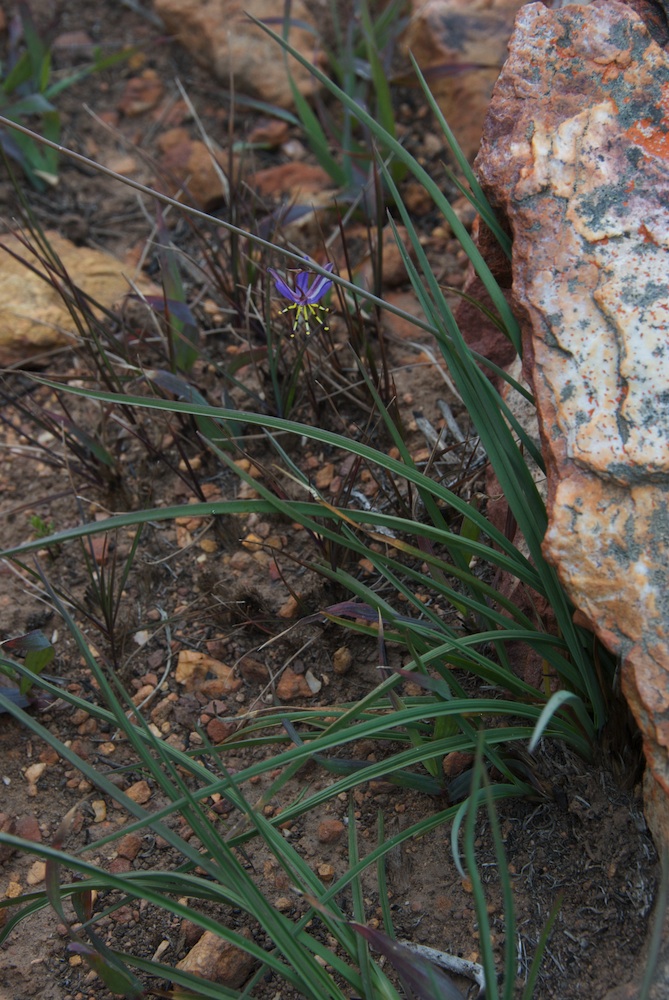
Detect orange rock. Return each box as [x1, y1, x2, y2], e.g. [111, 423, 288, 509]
[150, 694, 177, 724]
[234, 458, 263, 478]
[442, 751, 474, 781]
[24, 762, 46, 796]
[317, 818, 345, 844]
[105, 154, 138, 176]
[206, 718, 235, 743]
[276, 668, 313, 701]
[353, 224, 416, 290]
[14, 815, 41, 844]
[332, 647, 352, 675]
[125, 780, 152, 805]
[317, 862, 335, 881]
[155, 0, 321, 110]
[236, 481, 260, 501]
[229, 550, 253, 571]
[176, 650, 242, 694]
[241, 532, 264, 552]
[277, 595, 300, 620]
[156, 129, 236, 211]
[402, 180, 433, 216]
[176, 927, 257, 988]
[314, 463, 335, 490]
[248, 119, 290, 147]
[201, 482, 223, 500]
[132, 684, 155, 706]
[26, 861, 46, 885]
[116, 833, 143, 860]
[381, 290, 428, 341]
[0, 231, 155, 365]
[249, 162, 333, 199]
[108, 857, 132, 875]
[118, 69, 164, 116]
[402, 0, 527, 161]
[181, 918, 205, 949]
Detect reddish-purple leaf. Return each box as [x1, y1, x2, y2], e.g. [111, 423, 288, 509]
[351, 923, 466, 1000]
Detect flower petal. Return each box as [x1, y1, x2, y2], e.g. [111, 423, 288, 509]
[306, 272, 334, 303]
[295, 270, 311, 296]
[269, 268, 298, 302]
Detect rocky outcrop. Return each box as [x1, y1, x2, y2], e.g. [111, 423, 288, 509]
[474, 0, 669, 848]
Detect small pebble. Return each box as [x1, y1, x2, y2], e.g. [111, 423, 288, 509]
[91, 800, 107, 823]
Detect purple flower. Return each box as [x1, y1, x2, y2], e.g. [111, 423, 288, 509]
[268, 262, 334, 336]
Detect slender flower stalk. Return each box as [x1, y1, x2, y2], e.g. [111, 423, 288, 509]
[269, 262, 334, 336]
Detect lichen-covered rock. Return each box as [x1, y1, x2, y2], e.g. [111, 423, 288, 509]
[475, 0, 669, 846]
